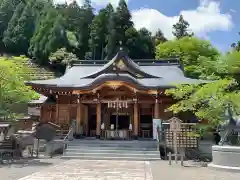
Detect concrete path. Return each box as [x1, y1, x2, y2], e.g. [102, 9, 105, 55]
[18, 160, 153, 180]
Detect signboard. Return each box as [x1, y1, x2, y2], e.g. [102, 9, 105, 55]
[28, 107, 41, 116]
[169, 117, 181, 132]
[153, 119, 162, 140]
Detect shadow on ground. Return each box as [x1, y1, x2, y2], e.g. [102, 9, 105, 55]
[0, 158, 53, 168]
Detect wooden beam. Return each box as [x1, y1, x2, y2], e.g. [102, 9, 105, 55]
[76, 99, 173, 104]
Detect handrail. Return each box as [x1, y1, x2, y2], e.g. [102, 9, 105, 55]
[62, 127, 73, 155]
[63, 127, 73, 141]
[156, 127, 159, 151]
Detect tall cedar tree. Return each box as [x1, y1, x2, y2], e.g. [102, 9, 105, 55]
[28, 5, 68, 64]
[231, 32, 240, 52]
[172, 15, 193, 39]
[137, 28, 155, 59]
[106, 0, 133, 59]
[56, 1, 81, 53]
[3, 0, 45, 54]
[80, 0, 94, 59]
[154, 29, 167, 46]
[0, 0, 21, 52]
[89, 3, 114, 60]
[125, 27, 155, 59]
[2, 2, 25, 53]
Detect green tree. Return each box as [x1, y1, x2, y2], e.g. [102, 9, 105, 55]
[0, 56, 38, 118]
[57, 1, 82, 53]
[3, 0, 45, 54]
[230, 32, 240, 52]
[89, 3, 114, 60]
[106, 0, 133, 59]
[166, 51, 240, 132]
[2, 1, 25, 53]
[79, 0, 94, 59]
[155, 37, 220, 78]
[28, 5, 68, 64]
[154, 29, 167, 46]
[0, 0, 21, 51]
[172, 14, 193, 39]
[49, 48, 78, 65]
[125, 28, 155, 59]
[137, 28, 155, 59]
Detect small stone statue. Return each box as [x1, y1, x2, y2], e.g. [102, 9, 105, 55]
[218, 103, 240, 145]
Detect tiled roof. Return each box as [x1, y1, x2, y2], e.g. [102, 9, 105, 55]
[25, 51, 208, 89]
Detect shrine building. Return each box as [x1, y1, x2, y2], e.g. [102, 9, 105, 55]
[25, 50, 206, 139]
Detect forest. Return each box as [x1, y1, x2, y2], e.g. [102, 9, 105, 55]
[0, 0, 169, 67]
[1, 0, 240, 132]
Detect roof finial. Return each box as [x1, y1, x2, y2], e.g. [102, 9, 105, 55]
[119, 41, 123, 50]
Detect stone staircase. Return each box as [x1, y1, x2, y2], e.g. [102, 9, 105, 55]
[62, 139, 160, 161]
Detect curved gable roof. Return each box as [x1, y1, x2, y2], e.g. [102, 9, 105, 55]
[25, 51, 210, 89]
[83, 50, 159, 79]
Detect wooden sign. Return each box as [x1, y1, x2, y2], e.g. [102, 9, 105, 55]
[169, 117, 182, 132]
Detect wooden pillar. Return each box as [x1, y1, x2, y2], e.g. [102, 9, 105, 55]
[154, 99, 160, 119]
[55, 95, 59, 124]
[96, 103, 101, 139]
[68, 98, 71, 126]
[76, 103, 82, 135]
[133, 103, 139, 139]
[82, 105, 89, 136]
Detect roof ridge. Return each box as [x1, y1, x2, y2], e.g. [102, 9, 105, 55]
[70, 57, 180, 66]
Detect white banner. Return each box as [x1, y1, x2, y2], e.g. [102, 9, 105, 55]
[153, 119, 162, 140]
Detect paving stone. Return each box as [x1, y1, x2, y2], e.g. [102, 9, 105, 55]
[11, 159, 240, 180]
[150, 161, 240, 180]
[18, 160, 153, 180]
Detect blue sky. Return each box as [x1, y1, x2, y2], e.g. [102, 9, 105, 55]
[60, 0, 239, 53]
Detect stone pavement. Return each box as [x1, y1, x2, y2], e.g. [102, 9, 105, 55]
[2, 159, 240, 180]
[18, 160, 153, 180]
[150, 161, 240, 180]
[0, 157, 65, 180]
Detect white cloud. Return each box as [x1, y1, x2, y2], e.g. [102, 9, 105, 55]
[131, 0, 233, 39]
[230, 9, 236, 13]
[55, 0, 232, 40]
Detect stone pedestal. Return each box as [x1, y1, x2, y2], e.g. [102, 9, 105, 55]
[208, 145, 240, 172]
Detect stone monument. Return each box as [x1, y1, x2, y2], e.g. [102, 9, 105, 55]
[208, 103, 240, 171]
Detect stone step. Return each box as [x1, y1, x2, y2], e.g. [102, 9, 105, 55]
[61, 155, 160, 161]
[70, 140, 156, 144]
[68, 144, 156, 148]
[64, 151, 159, 157]
[63, 140, 160, 161]
[68, 141, 157, 147]
[67, 146, 157, 151]
[66, 148, 159, 154]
